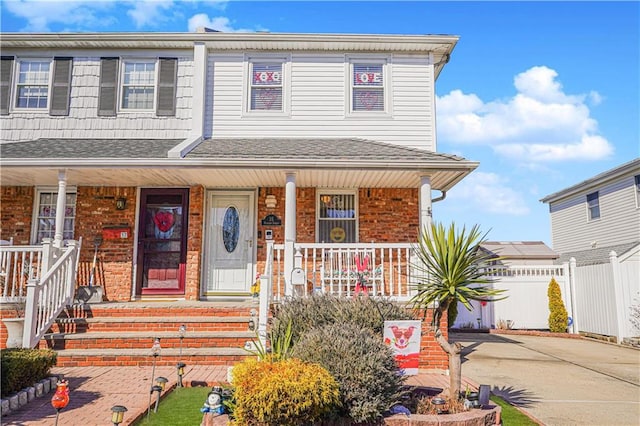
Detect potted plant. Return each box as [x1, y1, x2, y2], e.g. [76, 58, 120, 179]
[1, 300, 26, 348]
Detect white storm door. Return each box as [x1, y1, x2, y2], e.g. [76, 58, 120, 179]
[206, 191, 255, 294]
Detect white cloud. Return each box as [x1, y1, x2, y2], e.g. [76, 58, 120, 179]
[446, 172, 529, 216]
[437, 66, 613, 163]
[3, 0, 117, 31]
[447, 171, 529, 216]
[126, 0, 175, 29]
[187, 13, 265, 32]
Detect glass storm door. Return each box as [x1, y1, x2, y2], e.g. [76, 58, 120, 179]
[205, 191, 255, 295]
[136, 188, 189, 295]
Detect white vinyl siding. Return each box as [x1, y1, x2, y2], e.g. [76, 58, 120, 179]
[32, 188, 77, 243]
[0, 54, 192, 141]
[15, 59, 51, 109]
[210, 52, 435, 150]
[549, 175, 640, 253]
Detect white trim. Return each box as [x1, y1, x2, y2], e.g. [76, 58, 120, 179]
[31, 185, 77, 245]
[118, 58, 158, 113]
[167, 136, 202, 159]
[11, 57, 53, 112]
[244, 53, 290, 116]
[345, 54, 391, 117]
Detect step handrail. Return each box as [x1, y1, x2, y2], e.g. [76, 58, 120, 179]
[22, 240, 80, 348]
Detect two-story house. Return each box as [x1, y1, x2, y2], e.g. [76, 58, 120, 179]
[541, 158, 640, 342]
[0, 30, 478, 304]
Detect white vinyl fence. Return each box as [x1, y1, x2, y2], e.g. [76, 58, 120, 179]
[453, 249, 640, 344]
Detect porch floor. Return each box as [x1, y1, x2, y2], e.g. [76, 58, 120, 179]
[1, 365, 479, 425]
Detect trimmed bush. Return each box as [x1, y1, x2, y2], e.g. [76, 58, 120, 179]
[548, 277, 568, 333]
[293, 323, 407, 424]
[271, 293, 413, 346]
[1, 348, 57, 397]
[230, 357, 340, 426]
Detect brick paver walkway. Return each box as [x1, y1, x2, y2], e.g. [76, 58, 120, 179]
[2, 365, 478, 425]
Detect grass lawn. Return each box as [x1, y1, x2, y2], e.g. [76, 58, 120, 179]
[134, 386, 211, 426]
[490, 395, 539, 425]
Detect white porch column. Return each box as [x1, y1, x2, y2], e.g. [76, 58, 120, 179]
[284, 172, 297, 297]
[53, 169, 67, 248]
[419, 175, 433, 233]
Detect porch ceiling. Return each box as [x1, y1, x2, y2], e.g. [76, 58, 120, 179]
[0, 167, 470, 190]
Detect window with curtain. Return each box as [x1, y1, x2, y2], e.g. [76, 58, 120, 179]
[250, 61, 283, 111]
[318, 192, 357, 243]
[351, 62, 384, 112]
[33, 189, 76, 243]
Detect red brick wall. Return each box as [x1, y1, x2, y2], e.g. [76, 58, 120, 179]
[1, 186, 34, 245]
[75, 186, 137, 301]
[185, 185, 204, 300]
[415, 308, 450, 371]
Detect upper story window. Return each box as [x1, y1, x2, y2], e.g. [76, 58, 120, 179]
[350, 60, 386, 113]
[32, 188, 77, 244]
[318, 191, 357, 243]
[635, 175, 640, 208]
[15, 59, 51, 109]
[121, 60, 156, 110]
[1, 56, 73, 116]
[98, 57, 177, 117]
[249, 61, 283, 111]
[587, 191, 600, 220]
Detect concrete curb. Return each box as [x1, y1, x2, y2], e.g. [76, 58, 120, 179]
[1, 376, 59, 417]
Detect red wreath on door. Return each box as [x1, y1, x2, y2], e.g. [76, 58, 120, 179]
[153, 210, 175, 232]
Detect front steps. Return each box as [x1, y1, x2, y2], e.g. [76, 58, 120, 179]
[41, 301, 260, 367]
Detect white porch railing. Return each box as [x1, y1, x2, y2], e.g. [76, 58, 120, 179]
[22, 240, 81, 348]
[1, 238, 82, 349]
[0, 243, 44, 302]
[269, 243, 416, 301]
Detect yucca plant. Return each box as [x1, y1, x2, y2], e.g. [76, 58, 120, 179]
[410, 222, 507, 399]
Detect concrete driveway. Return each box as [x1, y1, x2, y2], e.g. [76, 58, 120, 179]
[450, 332, 640, 426]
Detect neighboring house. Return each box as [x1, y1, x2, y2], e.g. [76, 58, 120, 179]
[480, 241, 558, 266]
[0, 30, 478, 303]
[540, 158, 640, 342]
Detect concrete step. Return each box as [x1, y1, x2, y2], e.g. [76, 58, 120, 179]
[54, 347, 251, 367]
[41, 331, 256, 350]
[64, 301, 259, 319]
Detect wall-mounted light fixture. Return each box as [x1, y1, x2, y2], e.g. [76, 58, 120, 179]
[115, 197, 127, 210]
[265, 194, 277, 209]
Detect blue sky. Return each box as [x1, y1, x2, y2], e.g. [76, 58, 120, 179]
[2, 1, 638, 247]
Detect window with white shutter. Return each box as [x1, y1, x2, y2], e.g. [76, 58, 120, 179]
[249, 61, 283, 111]
[350, 61, 386, 113]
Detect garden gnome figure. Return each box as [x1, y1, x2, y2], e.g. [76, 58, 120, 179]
[200, 387, 226, 426]
[51, 379, 70, 426]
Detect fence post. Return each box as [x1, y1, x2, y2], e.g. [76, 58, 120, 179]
[22, 278, 39, 348]
[567, 259, 579, 334]
[609, 251, 626, 344]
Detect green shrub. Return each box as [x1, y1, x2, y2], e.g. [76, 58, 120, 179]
[271, 293, 413, 346]
[1, 348, 57, 397]
[230, 357, 340, 426]
[548, 277, 568, 333]
[293, 323, 407, 424]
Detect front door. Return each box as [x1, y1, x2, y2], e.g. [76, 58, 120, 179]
[136, 188, 189, 296]
[204, 191, 255, 295]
